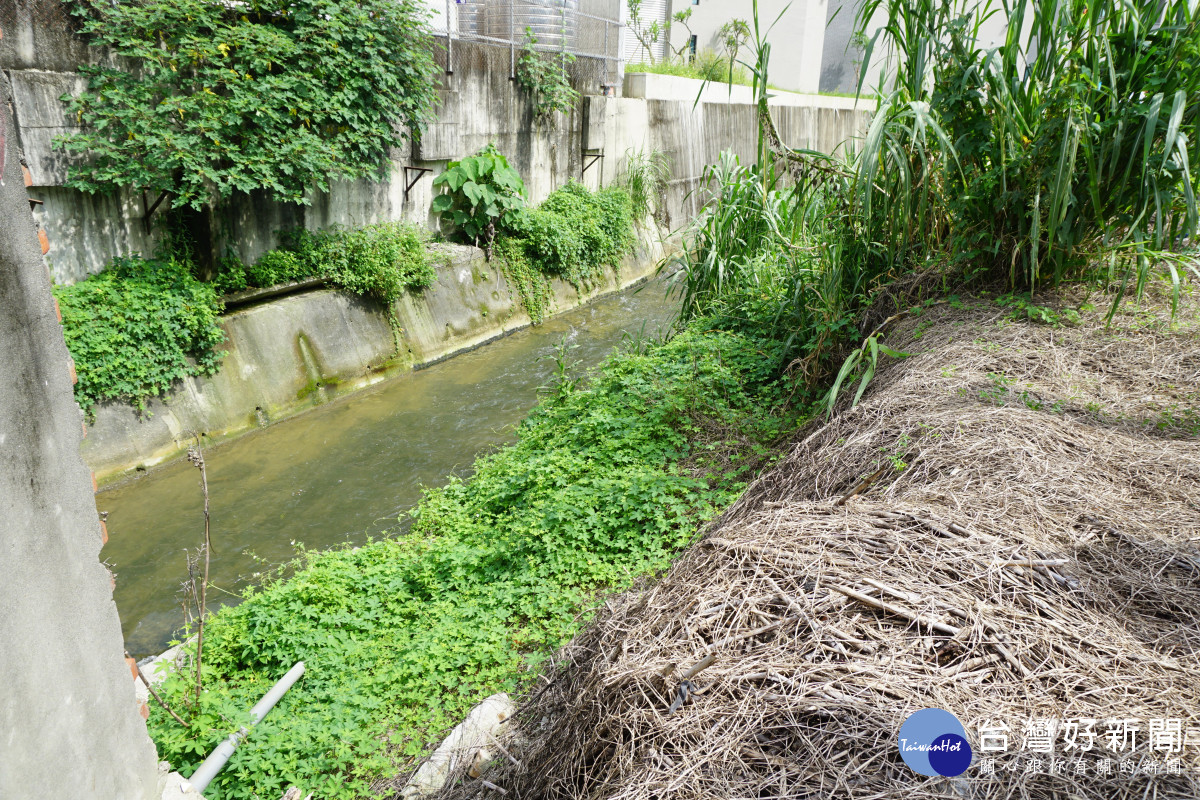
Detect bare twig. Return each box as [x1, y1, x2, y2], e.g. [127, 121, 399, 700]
[127, 650, 189, 728]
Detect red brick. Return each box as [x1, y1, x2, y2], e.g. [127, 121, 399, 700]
[138, 701, 149, 720]
[99, 519, 108, 545]
[37, 228, 49, 255]
[91, 471, 98, 493]
[52, 296, 61, 323]
[125, 656, 138, 681]
[22, 165, 32, 188]
[81, 420, 88, 438]
[67, 358, 76, 385]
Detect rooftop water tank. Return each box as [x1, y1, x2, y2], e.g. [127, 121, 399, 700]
[486, 0, 579, 51]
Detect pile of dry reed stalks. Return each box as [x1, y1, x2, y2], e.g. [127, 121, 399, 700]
[435, 287, 1200, 799]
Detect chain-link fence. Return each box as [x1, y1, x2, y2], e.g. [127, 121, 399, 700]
[429, 0, 624, 89]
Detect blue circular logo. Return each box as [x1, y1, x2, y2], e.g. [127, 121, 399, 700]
[898, 708, 973, 776]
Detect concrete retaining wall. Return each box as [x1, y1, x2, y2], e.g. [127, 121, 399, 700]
[1, 2, 872, 284]
[0, 78, 161, 800]
[82, 233, 666, 485]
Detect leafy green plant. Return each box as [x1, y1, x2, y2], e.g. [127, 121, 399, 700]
[54, 256, 226, 415]
[145, 305, 805, 799]
[432, 145, 527, 253]
[521, 182, 634, 287]
[516, 30, 579, 122]
[57, 0, 438, 210]
[823, 334, 909, 416]
[619, 147, 671, 223]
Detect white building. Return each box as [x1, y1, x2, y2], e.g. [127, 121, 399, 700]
[664, 0, 828, 93]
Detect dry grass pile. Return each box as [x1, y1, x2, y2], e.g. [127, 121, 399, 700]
[435, 287, 1200, 799]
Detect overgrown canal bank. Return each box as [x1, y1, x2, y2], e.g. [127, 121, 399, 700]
[140, 283, 809, 800]
[83, 230, 667, 486]
[102, 276, 679, 658]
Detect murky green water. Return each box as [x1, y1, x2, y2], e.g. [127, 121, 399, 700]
[100, 280, 678, 657]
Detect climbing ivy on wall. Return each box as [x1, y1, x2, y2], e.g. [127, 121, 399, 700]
[54, 257, 226, 416]
[57, 0, 439, 209]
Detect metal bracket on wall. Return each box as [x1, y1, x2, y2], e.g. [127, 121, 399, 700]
[141, 190, 168, 235]
[582, 150, 604, 177]
[404, 166, 433, 202]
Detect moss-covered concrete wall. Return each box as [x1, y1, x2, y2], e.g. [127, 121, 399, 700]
[82, 232, 666, 485]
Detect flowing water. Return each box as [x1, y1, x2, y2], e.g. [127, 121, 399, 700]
[100, 279, 679, 657]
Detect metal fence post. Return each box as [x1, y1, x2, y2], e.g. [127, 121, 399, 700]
[445, 0, 453, 74]
[510, 0, 516, 79]
[560, 0, 567, 70]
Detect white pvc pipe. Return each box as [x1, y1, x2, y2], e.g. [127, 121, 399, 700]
[189, 661, 306, 794]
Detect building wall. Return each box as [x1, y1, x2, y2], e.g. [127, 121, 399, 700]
[667, 0, 827, 93]
[0, 74, 162, 800]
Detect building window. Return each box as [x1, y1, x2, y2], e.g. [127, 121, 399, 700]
[689, 34, 697, 59]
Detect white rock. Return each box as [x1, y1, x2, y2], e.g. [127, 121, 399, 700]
[401, 693, 516, 798]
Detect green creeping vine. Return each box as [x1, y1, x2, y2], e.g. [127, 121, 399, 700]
[145, 307, 805, 800]
[516, 30, 580, 123]
[54, 257, 226, 416]
[493, 235, 553, 324]
[57, 0, 438, 210]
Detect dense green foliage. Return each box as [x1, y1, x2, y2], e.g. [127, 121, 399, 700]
[432, 145, 527, 250]
[855, 0, 1200, 303]
[58, 0, 438, 209]
[519, 181, 636, 287]
[60, 222, 432, 413]
[678, 0, 1200, 410]
[147, 305, 803, 799]
[516, 31, 580, 122]
[215, 222, 435, 305]
[54, 257, 225, 415]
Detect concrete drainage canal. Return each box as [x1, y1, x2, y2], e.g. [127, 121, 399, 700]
[99, 278, 679, 658]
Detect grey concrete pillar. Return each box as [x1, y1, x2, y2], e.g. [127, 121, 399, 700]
[0, 76, 161, 799]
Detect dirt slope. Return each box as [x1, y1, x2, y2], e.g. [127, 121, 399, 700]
[438, 286, 1200, 799]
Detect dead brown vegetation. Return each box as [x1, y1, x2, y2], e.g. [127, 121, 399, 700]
[436, 287, 1200, 800]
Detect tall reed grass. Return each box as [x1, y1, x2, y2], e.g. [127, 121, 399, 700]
[674, 0, 1200, 392]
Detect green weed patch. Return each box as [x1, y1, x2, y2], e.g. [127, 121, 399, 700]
[147, 312, 804, 799]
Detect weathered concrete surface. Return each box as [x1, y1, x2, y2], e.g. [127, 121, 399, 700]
[622, 71, 874, 110]
[0, 77, 160, 800]
[4, 19, 871, 283]
[401, 693, 516, 799]
[82, 232, 667, 485]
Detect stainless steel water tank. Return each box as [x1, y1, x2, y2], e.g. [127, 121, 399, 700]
[486, 0, 579, 51]
[455, 1, 484, 37]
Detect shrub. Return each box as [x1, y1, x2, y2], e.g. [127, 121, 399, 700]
[431, 145, 527, 251]
[54, 256, 225, 415]
[521, 182, 634, 287]
[245, 251, 305, 289]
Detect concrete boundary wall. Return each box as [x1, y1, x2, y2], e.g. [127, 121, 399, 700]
[1, 3, 873, 284]
[0, 78, 161, 800]
[82, 233, 667, 485]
